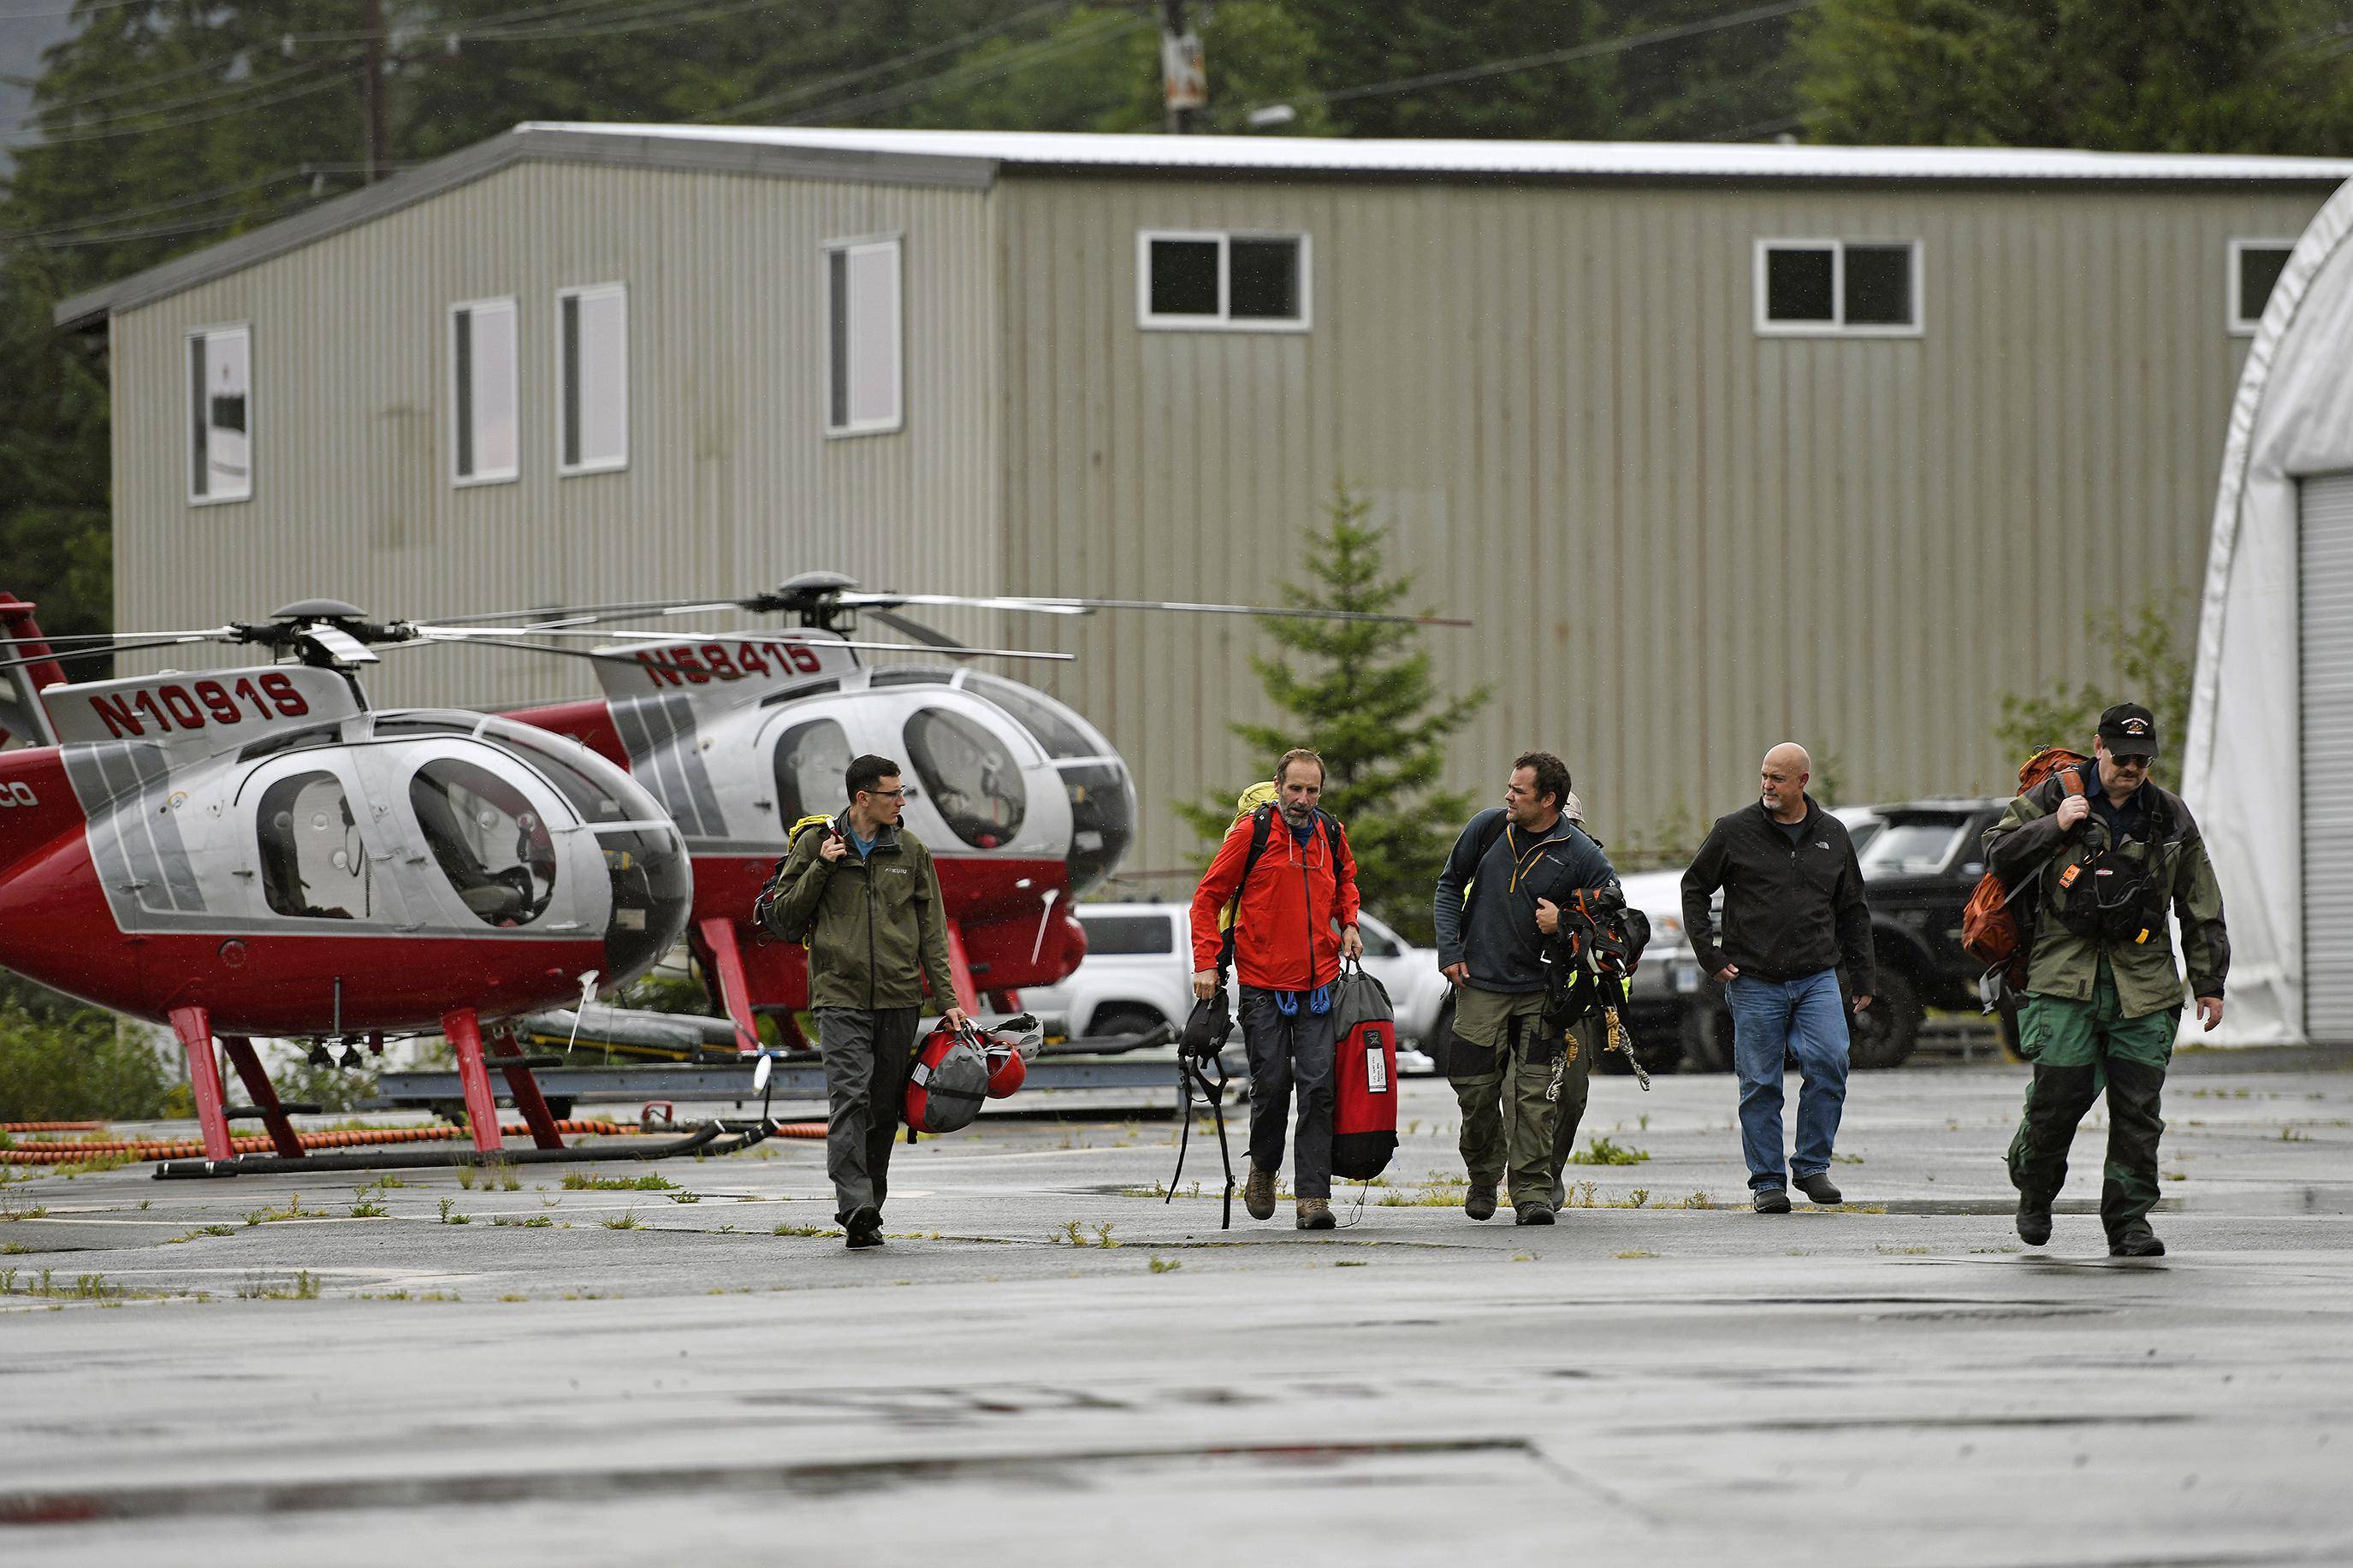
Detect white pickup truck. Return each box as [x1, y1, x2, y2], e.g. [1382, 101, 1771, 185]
[1021, 902, 1447, 1072]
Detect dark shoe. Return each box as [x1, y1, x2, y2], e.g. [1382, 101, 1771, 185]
[2109, 1228, 2166, 1258]
[1465, 1182, 1498, 1222]
[2016, 1193, 2053, 1248]
[1795, 1172, 1842, 1205]
[1752, 1187, 1791, 1215]
[1514, 1201, 1556, 1226]
[844, 1206, 884, 1250]
[1244, 1164, 1278, 1222]
[1295, 1198, 1335, 1231]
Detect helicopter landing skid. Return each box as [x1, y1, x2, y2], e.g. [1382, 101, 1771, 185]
[151, 1115, 788, 1179]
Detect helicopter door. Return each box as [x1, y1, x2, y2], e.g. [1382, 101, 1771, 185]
[901, 705, 1028, 850]
[771, 714, 853, 825]
[234, 752, 403, 929]
[355, 741, 589, 934]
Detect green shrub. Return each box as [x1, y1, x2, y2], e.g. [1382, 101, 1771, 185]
[0, 977, 170, 1121]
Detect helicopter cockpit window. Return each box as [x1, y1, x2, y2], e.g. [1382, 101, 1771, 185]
[256, 771, 370, 920]
[903, 707, 1025, 849]
[484, 724, 633, 822]
[869, 668, 952, 688]
[239, 723, 340, 764]
[409, 757, 557, 926]
[962, 673, 1097, 760]
[774, 718, 851, 824]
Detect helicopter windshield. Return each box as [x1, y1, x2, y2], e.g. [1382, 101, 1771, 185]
[256, 771, 370, 920]
[903, 707, 1025, 849]
[774, 717, 852, 824]
[409, 757, 557, 926]
[960, 673, 1102, 760]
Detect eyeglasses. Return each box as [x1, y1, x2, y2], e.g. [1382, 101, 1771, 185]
[862, 787, 907, 800]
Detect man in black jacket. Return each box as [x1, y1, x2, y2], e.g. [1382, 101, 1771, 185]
[1680, 743, 1875, 1213]
[1433, 752, 1621, 1226]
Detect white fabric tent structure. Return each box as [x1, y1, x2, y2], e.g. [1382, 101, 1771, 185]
[2183, 176, 2353, 1045]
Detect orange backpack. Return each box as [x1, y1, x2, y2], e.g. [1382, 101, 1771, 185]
[1960, 747, 2089, 989]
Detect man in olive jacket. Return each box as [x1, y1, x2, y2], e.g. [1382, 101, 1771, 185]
[756, 752, 965, 1250]
[1984, 704, 2228, 1258]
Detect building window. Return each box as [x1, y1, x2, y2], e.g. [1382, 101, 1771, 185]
[1755, 240, 1922, 337]
[450, 297, 519, 484]
[1138, 231, 1310, 330]
[826, 236, 902, 437]
[2230, 240, 2296, 336]
[187, 323, 252, 504]
[558, 283, 627, 474]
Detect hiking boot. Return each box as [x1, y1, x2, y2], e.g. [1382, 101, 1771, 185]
[1244, 1163, 1278, 1222]
[2016, 1193, 2054, 1248]
[1296, 1198, 1335, 1231]
[1514, 1201, 1556, 1226]
[1795, 1172, 1842, 1205]
[1464, 1181, 1498, 1222]
[844, 1206, 885, 1250]
[2109, 1228, 2166, 1258]
[1752, 1186, 1791, 1215]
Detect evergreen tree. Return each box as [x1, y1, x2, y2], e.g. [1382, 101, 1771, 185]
[1796, 0, 2353, 153]
[1176, 484, 1490, 944]
[1288, 0, 1616, 139]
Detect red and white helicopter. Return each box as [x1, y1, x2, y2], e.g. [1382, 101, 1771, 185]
[476, 572, 1467, 1053]
[0, 594, 730, 1172]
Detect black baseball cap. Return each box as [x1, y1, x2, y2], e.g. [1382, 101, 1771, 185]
[2098, 702, 2160, 758]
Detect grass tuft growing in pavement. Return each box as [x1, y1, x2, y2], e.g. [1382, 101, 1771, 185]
[1568, 1134, 1650, 1167]
[564, 1172, 675, 1192]
[237, 1271, 321, 1300]
[603, 1210, 643, 1230]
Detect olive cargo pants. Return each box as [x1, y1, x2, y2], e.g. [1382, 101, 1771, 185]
[2007, 962, 2178, 1241]
[1450, 985, 1586, 1208]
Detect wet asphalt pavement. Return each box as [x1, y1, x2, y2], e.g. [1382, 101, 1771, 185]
[3, 1051, 2350, 1565]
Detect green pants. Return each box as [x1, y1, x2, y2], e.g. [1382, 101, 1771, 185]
[1504, 1013, 1600, 1208]
[1449, 985, 1589, 1207]
[2006, 962, 2178, 1240]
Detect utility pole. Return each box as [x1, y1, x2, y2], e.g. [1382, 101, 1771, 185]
[361, 0, 386, 183]
[1159, 0, 1203, 134]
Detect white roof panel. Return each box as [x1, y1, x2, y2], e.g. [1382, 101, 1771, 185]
[519, 123, 2353, 184]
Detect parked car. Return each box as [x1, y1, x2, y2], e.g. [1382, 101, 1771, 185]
[1842, 797, 2020, 1065]
[1019, 902, 1441, 1072]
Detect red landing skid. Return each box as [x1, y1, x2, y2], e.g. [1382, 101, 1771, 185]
[152, 1003, 788, 1180]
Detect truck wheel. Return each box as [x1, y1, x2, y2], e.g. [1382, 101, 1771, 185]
[1849, 968, 1923, 1069]
[1680, 1000, 1734, 1073]
[1091, 1005, 1166, 1044]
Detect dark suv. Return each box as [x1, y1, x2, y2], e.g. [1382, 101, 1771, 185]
[1842, 796, 2014, 1068]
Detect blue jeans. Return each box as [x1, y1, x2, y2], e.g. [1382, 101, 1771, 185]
[1727, 970, 1851, 1191]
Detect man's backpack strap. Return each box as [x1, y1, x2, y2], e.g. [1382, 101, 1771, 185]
[2060, 769, 2086, 800]
[1459, 810, 1511, 906]
[1217, 805, 1281, 979]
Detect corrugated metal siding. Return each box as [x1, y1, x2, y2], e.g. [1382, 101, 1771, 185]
[993, 176, 2328, 878]
[110, 160, 1001, 711]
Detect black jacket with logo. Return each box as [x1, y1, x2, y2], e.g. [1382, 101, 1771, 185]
[1680, 796, 1875, 992]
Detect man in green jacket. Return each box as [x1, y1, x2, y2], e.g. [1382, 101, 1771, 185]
[1983, 704, 2229, 1258]
[756, 753, 965, 1250]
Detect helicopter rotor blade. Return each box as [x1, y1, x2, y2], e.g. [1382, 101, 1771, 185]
[978, 595, 1473, 628]
[404, 625, 1074, 664]
[836, 591, 1091, 617]
[859, 607, 968, 650]
[0, 626, 240, 648]
[382, 635, 718, 676]
[421, 597, 744, 627]
[0, 630, 241, 672]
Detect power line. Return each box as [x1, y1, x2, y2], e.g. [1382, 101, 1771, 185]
[694, 0, 1074, 124]
[3, 55, 353, 138]
[1229, 0, 1824, 119]
[0, 159, 406, 240]
[780, 9, 1145, 127]
[4, 62, 352, 145]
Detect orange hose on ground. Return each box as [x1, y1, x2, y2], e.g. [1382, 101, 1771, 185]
[0, 1118, 827, 1164]
[2, 1121, 106, 1133]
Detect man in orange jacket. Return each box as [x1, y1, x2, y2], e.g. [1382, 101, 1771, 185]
[1189, 748, 1364, 1229]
